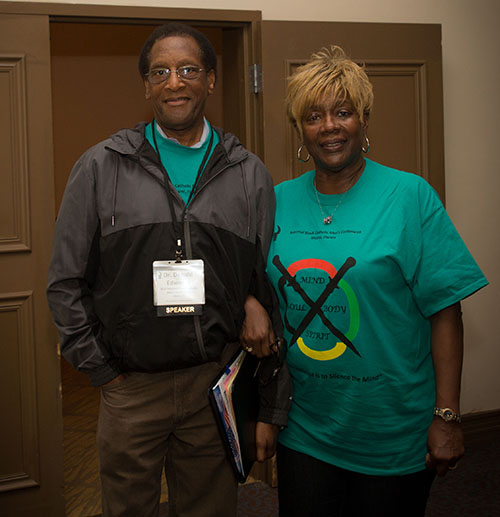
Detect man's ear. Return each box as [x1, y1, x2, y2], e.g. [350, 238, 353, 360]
[207, 69, 216, 95]
[144, 79, 151, 101]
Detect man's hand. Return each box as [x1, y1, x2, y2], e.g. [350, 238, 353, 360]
[425, 417, 464, 476]
[240, 295, 275, 358]
[255, 422, 280, 462]
[102, 374, 125, 387]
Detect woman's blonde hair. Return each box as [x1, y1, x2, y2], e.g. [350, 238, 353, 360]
[286, 45, 374, 139]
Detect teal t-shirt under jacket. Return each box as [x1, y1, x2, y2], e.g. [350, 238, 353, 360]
[266, 159, 488, 476]
[145, 121, 219, 204]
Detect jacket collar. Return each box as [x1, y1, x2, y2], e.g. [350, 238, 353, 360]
[105, 122, 248, 164]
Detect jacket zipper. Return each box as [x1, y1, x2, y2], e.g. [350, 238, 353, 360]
[113, 146, 248, 363]
[183, 217, 208, 361]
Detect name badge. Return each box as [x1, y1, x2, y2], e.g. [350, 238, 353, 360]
[153, 260, 205, 317]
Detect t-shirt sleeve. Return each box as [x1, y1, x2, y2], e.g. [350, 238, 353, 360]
[409, 179, 488, 318]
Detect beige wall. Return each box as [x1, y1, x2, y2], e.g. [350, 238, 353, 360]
[12, 0, 500, 414]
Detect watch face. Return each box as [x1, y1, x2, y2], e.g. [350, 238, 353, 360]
[443, 409, 453, 421]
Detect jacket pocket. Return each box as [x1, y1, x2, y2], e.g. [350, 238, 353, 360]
[108, 320, 132, 369]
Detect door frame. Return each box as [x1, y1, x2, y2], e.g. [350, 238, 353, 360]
[0, 1, 265, 157]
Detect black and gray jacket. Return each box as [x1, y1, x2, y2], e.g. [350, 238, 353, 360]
[47, 123, 291, 425]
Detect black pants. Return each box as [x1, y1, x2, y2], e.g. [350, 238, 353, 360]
[277, 443, 435, 517]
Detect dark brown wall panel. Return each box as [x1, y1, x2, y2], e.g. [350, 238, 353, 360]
[0, 292, 39, 492]
[0, 12, 64, 515]
[0, 55, 30, 253]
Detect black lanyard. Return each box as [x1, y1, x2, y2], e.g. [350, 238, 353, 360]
[151, 120, 214, 261]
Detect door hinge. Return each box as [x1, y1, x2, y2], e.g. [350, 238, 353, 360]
[249, 63, 262, 94]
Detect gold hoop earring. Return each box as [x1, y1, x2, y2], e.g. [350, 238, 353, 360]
[297, 145, 310, 163]
[362, 136, 370, 154]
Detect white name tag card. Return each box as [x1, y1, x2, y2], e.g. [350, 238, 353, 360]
[153, 259, 205, 317]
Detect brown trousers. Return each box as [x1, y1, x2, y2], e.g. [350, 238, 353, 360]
[97, 361, 237, 517]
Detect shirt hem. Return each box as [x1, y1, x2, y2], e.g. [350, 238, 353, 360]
[278, 435, 427, 477]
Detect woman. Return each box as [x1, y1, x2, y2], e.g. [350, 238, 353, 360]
[241, 46, 488, 516]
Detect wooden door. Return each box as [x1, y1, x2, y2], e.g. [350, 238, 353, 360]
[0, 14, 64, 517]
[261, 21, 445, 200]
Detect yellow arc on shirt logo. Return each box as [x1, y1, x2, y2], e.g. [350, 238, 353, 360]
[297, 338, 347, 360]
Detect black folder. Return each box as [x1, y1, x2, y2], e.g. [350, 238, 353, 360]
[209, 349, 260, 483]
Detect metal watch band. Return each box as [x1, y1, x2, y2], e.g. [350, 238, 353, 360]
[433, 407, 462, 423]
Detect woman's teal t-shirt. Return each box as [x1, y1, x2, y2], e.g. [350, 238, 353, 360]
[267, 159, 487, 476]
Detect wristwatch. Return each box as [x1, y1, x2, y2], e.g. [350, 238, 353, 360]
[433, 407, 462, 423]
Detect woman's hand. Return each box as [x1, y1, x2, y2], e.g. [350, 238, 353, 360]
[240, 295, 275, 358]
[255, 422, 280, 462]
[425, 418, 464, 476]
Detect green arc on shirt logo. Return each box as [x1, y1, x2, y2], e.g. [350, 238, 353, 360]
[287, 259, 360, 361]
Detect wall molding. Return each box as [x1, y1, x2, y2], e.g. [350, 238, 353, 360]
[364, 59, 428, 182]
[0, 291, 40, 492]
[0, 54, 31, 253]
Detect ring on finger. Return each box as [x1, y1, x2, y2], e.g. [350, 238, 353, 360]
[245, 346, 254, 353]
[448, 463, 458, 470]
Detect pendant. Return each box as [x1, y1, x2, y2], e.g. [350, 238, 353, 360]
[323, 216, 332, 225]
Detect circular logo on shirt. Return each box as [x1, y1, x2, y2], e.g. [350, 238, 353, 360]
[287, 258, 360, 361]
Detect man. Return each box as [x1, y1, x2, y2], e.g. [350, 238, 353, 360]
[47, 23, 291, 517]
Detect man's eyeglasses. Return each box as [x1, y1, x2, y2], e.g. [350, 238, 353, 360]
[146, 66, 205, 84]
